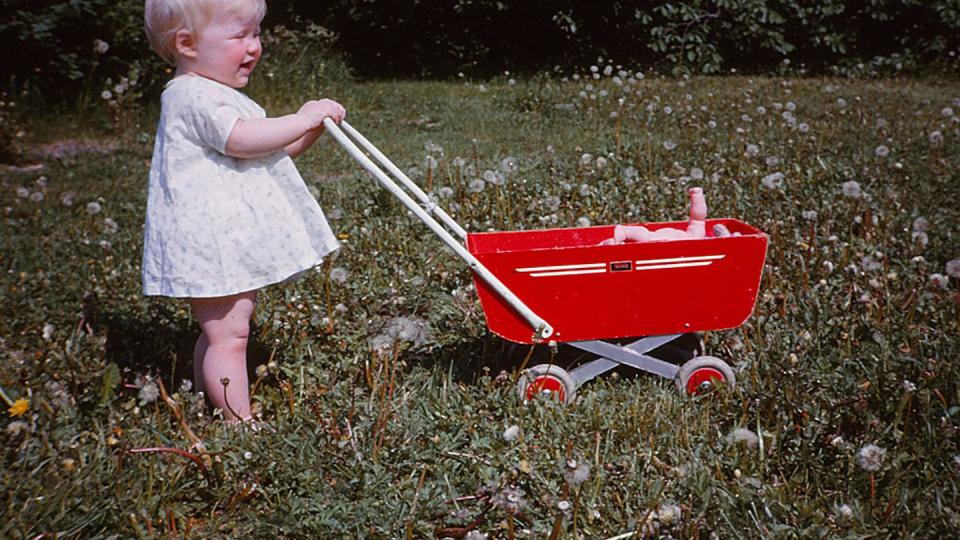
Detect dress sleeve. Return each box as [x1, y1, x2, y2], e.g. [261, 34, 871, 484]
[181, 83, 243, 154]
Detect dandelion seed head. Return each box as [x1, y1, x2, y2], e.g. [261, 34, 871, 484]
[562, 460, 591, 486]
[6, 421, 28, 437]
[663, 140, 677, 151]
[503, 424, 519, 442]
[369, 334, 394, 354]
[942, 107, 955, 118]
[745, 144, 760, 157]
[945, 259, 960, 278]
[576, 216, 591, 228]
[86, 201, 102, 215]
[499, 156, 518, 173]
[467, 179, 485, 193]
[482, 170, 505, 186]
[42, 323, 54, 341]
[801, 210, 817, 221]
[728, 427, 760, 448]
[836, 503, 854, 520]
[329, 267, 348, 284]
[912, 231, 929, 247]
[929, 130, 944, 145]
[492, 487, 525, 514]
[579, 153, 593, 166]
[543, 195, 561, 212]
[874, 145, 890, 158]
[656, 504, 682, 526]
[138, 380, 160, 405]
[438, 186, 454, 199]
[857, 444, 886, 471]
[860, 256, 882, 272]
[841, 180, 863, 199]
[761, 172, 785, 190]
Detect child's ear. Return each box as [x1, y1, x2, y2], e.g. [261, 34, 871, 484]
[174, 29, 198, 58]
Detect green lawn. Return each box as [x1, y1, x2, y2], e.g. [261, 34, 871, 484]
[2, 71, 959, 537]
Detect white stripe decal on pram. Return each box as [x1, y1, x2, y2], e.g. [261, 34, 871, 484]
[635, 254, 726, 271]
[515, 263, 607, 278]
[515, 254, 725, 278]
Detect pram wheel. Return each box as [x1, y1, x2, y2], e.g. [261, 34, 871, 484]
[517, 364, 576, 404]
[676, 356, 735, 396]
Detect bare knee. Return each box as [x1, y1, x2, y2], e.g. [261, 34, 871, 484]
[189, 291, 256, 350]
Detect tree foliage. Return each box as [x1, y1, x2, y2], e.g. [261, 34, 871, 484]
[1, 0, 958, 100]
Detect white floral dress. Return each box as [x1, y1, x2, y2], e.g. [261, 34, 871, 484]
[142, 75, 339, 298]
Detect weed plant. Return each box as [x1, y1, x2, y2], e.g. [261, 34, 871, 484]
[1, 59, 959, 537]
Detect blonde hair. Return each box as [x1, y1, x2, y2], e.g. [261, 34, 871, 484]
[144, 0, 266, 65]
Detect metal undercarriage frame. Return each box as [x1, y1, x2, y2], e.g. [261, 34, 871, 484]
[565, 333, 685, 387]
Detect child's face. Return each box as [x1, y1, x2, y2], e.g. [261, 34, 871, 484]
[188, 11, 262, 88]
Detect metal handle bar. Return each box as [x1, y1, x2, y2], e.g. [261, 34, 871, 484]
[339, 120, 467, 239]
[322, 118, 554, 340]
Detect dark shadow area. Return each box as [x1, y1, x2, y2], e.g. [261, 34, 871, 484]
[415, 332, 704, 389]
[93, 297, 272, 393]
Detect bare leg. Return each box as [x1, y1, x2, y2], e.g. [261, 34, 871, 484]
[187, 291, 257, 421]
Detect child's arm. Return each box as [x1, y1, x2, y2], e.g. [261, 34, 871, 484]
[284, 126, 325, 159]
[225, 99, 345, 159]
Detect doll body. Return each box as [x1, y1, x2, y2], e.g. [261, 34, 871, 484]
[604, 187, 708, 244]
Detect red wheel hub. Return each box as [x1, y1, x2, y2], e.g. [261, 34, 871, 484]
[686, 367, 724, 395]
[526, 376, 566, 402]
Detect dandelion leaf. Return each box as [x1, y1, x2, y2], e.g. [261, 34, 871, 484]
[100, 362, 120, 405]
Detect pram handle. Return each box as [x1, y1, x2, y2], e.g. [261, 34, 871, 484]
[323, 118, 555, 341]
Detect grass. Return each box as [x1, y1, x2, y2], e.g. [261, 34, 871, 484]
[1, 65, 959, 538]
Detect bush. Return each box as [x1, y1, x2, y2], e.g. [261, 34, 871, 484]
[282, 0, 960, 77]
[1, 0, 958, 108]
[0, 1, 163, 106]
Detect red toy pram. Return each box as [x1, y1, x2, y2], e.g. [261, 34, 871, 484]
[325, 119, 768, 402]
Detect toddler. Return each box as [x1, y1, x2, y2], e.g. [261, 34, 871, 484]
[142, 0, 345, 422]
